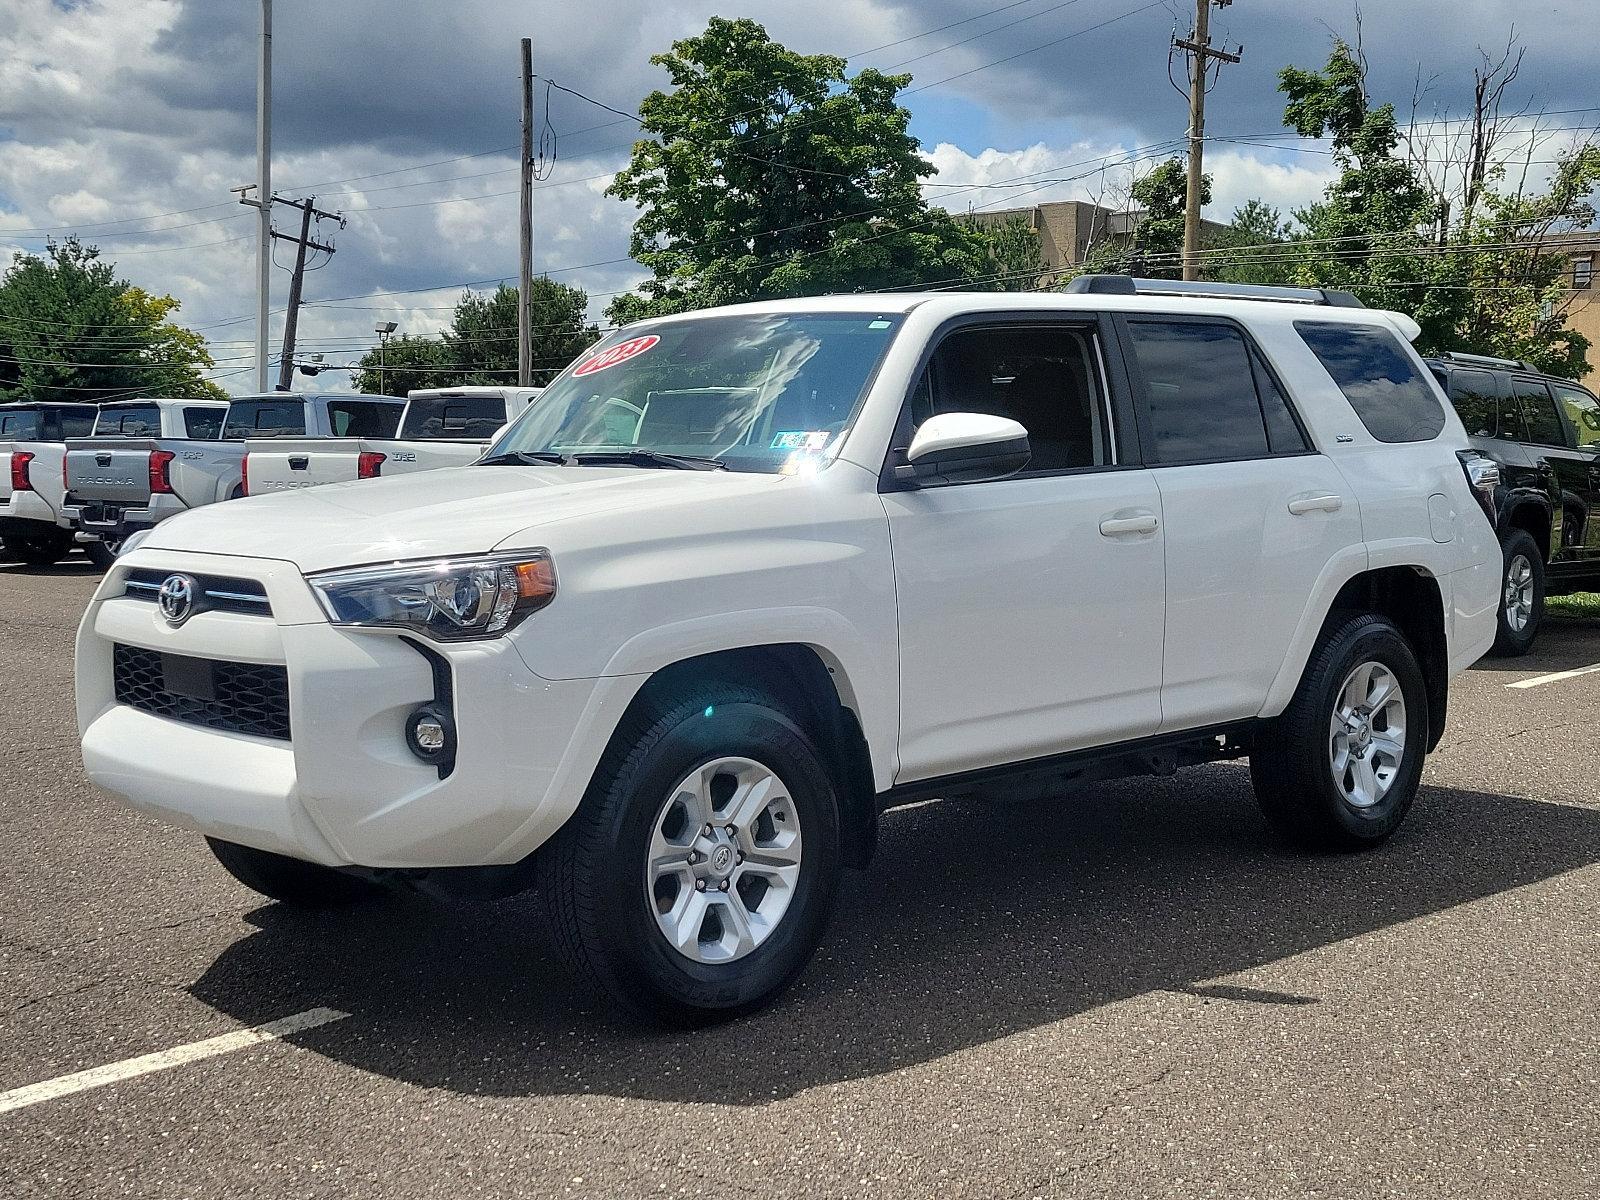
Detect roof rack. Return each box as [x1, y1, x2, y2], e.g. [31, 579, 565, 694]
[1062, 274, 1366, 308]
[1432, 350, 1537, 372]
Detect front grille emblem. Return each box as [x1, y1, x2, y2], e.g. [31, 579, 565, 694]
[157, 573, 198, 627]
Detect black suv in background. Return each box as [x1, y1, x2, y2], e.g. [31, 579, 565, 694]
[1427, 351, 1600, 654]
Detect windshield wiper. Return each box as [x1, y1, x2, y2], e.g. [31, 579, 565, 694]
[478, 449, 572, 466]
[570, 450, 728, 471]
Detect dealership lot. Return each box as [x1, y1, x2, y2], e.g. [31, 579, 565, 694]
[2, 559, 1597, 1198]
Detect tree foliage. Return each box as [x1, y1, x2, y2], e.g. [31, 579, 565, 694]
[605, 18, 996, 322]
[0, 238, 225, 403]
[1124, 157, 1211, 277]
[352, 279, 597, 395]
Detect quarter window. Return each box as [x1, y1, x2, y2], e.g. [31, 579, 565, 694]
[1553, 382, 1600, 449]
[1295, 321, 1446, 443]
[183, 407, 224, 439]
[327, 400, 401, 437]
[1509, 379, 1567, 447]
[909, 324, 1110, 472]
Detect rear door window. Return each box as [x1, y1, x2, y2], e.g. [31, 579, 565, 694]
[1552, 382, 1600, 450]
[399, 395, 507, 439]
[183, 407, 225, 439]
[1508, 379, 1568, 447]
[1295, 321, 1446, 443]
[1445, 368, 1501, 439]
[1125, 320, 1298, 463]
[223, 400, 306, 439]
[94, 405, 160, 436]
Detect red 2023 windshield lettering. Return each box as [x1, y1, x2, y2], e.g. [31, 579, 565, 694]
[572, 335, 660, 377]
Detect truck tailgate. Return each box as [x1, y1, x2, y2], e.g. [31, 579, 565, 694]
[0, 445, 14, 503]
[65, 439, 155, 504]
[356, 438, 489, 475]
[244, 438, 366, 494]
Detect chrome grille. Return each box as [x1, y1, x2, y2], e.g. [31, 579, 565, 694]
[121, 567, 271, 617]
[112, 644, 291, 741]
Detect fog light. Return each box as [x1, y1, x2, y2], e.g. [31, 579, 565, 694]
[405, 704, 455, 766]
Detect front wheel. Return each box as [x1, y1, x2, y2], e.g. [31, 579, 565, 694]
[1490, 530, 1544, 657]
[1250, 613, 1428, 851]
[1, 529, 73, 566]
[540, 680, 842, 1024]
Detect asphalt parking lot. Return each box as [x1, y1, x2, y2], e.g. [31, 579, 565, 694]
[2, 557, 1597, 1198]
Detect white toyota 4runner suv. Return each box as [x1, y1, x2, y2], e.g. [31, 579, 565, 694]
[75, 279, 1501, 1022]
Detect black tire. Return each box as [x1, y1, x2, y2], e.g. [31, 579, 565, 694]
[1490, 530, 1545, 657]
[86, 538, 120, 570]
[539, 679, 842, 1024]
[205, 837, 385, 906]
[2, 529, 73, 566]
[1250, 613, 1429, 851]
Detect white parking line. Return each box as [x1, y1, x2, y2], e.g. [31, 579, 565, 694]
[0, 1007, 349, 1116]
[1505, 662, 1600, 690]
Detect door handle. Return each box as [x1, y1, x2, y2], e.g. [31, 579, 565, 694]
[1099, 512, 1159, 537]
[288, 456, 309, 471]
[1288, 493, 1343, 515]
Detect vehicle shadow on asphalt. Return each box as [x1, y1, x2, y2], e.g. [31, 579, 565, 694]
[188, 767, 1600, 1104]
[0, 557, 101, 578]
[1469, 617, 1600, 675]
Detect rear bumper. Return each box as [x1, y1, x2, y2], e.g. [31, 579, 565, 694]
[77, 549, 631, 869]
[0, 490, 62, 534]
[64, 493, 188, 540]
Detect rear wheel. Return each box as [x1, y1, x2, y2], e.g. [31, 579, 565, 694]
[1250, 613, 1428, 850]
[86, 537, 120, 570]
[206, 838, 385, 906]
[1490, 530, 1544, 657]
[540, 679, 842, 1024]
[1, 529, 73, 566]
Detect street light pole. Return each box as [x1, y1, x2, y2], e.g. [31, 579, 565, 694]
[374, 322, 397, 394]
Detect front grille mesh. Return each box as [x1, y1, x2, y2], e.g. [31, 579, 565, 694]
[113, 644, 291, 741]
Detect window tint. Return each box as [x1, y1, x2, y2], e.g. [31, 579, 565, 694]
[1295, 321, 1446, 443]
[57, 408, 96, 438]
[1446, 369, 1500, 438]
[183, 407, 224, 439]
[400, 395, 506, 440]
[0, 409, 41, 438]
[1509, 378, 1567, 446]
[223, 399, 306, 439]
[1553, 382, 1600, 449]
[327, 399, 400, 438]
[1250, 349, 1308, 453]
[912, 324, 1109, 471]
[1126, 321, 1269, 463]
[94, 404, 160, 437]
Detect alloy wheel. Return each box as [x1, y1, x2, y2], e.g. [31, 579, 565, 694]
[1327, 660, 1407, 809]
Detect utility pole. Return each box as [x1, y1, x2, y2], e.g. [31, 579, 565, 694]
[271, 196, 343, 391]
[253, 0, 272, 391]
[1175, 0, 1241, 280]
[518, 37, 535, 387]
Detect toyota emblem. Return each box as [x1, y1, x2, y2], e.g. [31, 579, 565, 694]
[157, 574, 198, 627]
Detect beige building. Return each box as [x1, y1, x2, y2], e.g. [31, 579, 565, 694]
[1550, 230, 1600, 379]
[963, 199, 1234, 277]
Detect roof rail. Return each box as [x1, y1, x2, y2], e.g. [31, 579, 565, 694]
[1433, 349, 1536, 372]
[1062, 274, 1366, 308]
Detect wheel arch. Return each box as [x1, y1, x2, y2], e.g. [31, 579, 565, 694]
[1501, 495, 1553, 562]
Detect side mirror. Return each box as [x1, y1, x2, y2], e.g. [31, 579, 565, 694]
[896, 412, 1031, 486]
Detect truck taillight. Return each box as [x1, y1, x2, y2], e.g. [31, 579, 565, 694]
[10, 451, 34, 492]
[149, 449, 176, 495]
[358, 451, 386, 480]
[1457, 450, 1500, 523]
[240, 453, 249, 496]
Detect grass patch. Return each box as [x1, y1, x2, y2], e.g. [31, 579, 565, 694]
[1547, 592, 1600, 620]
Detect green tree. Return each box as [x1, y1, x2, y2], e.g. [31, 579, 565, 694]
[1211, 200, 1300, 286]
[1125, 157, 1210, 277]
[0, 238, 224, 403]
[354, 279, 597, 394]
[962, 213, 1047, 290]
[605, 17, 989, 323]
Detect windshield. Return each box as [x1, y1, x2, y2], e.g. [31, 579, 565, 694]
[491, 312, 902, 473]
[94, 404, 160, 437]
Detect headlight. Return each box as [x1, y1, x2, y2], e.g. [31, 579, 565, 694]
[115, 529, 153, 558]
[309, 550, 557, 641]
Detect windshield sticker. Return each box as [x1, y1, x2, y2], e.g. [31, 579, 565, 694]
[572, 334, 660, 378]
[770, 430, 831, 451]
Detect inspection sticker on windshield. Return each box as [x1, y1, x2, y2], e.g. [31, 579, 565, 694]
[771, 430, 831, 451]
[572, 334, 660, 377]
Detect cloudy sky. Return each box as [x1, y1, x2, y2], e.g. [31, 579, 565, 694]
[1, 0, 1594, 391]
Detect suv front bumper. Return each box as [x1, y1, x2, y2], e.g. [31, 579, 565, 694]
[76, 549, 619, 869]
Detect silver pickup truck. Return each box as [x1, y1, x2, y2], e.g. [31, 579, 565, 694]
[64, 392, 401, 566]
[240, 387, 542, 494]
[0, 402, 99, 565]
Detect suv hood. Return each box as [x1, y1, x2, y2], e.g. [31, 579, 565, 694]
[141, 465, 786, 572]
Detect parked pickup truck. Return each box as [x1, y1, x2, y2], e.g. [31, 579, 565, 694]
[0, 402, 98, 565]
[78, 279, 1500, 1023]
[64, 392, 402, 566]
[240, 387, 541, 494]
